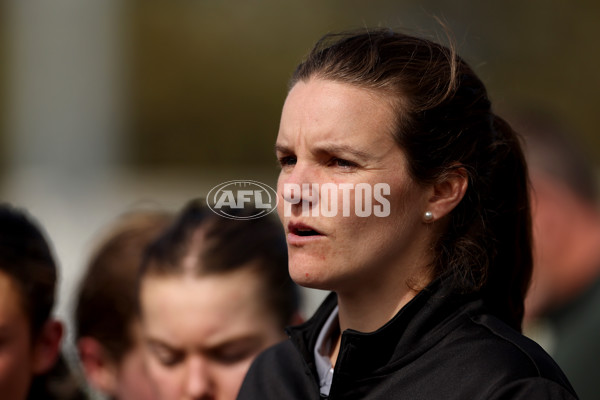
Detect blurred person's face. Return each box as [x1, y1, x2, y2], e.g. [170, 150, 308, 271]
[526, 173, 600, 318]
[115, 323, 160, 400]
[78, 321, 160, 400]
[0, 271, 33, 400]
[140, 266, 285, 400]
[0, 270, 62, 400]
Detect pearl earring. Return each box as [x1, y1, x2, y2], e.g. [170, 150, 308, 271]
[424, 211, 434, 222]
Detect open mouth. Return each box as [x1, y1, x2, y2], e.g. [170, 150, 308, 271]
[289, 222, 322, 237]
[295, 228, 320, 237]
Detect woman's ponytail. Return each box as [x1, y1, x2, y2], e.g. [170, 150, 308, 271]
[481, 115, 532, 330]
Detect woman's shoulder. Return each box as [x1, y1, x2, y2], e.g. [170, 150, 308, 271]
[437, 311, 578, 397]
[463, 313, 565, 372]
[237, 340, 320, 400]
[251, 339, 301, 370]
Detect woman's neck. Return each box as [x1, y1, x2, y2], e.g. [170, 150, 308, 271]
[328, 272, 428, 366]
[337, 280, 421, 333]
[327, 232, 435, 365]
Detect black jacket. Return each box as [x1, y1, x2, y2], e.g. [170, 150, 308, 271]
[238, 278, 577, 399]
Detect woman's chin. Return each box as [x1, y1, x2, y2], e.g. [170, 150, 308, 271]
[289, 266, 331, 290]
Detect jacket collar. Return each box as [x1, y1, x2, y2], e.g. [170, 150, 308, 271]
[287, 277, 481, 379]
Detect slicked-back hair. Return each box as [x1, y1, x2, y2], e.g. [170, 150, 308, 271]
[291, 29, 532, 330]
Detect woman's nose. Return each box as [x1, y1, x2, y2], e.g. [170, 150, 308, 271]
[279, 163, 320, 216]
[184, 357, 213, 400]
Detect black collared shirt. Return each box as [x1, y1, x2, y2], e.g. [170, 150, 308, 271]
[238, 278, 578, 399]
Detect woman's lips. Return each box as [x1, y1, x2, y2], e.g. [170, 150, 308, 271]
[287, 221, 325, 245]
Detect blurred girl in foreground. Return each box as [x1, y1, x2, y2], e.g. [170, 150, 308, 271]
[137, 200, 301, 400]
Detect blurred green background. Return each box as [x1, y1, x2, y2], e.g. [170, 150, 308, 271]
[2, 0, 599, 174]
[128, 0, 600, 169]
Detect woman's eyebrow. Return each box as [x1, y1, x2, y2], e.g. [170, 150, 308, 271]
[206, 334, 262, 353]
[146, 336, 180, 351]
[274, 144, 291, 154]
[275, 143, 371, 162]
[314, 144, 370, 161]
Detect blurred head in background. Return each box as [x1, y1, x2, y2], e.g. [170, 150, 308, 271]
[75, 210, 173, 400]
[0, 204, 63, 400]
[138, 199, 300, 400]
[514, 112, 600, 318]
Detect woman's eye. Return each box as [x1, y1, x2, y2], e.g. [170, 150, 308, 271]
[159, 353, 183, 367]
[331, 158, 357, 168]
[212, 346, 257, 365]
[278, 155, 297, 167]
[153, 347, 184, 367]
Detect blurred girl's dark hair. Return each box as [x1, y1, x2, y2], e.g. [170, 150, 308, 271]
[140, 199, 299, 329]
[291, 28, 532, 330]
[0, 204, 56, 338]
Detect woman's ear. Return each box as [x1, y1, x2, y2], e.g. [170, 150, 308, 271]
[77, 337, 118, 395]
[425, 167, 468, 222]
[32, 319, 63, 375]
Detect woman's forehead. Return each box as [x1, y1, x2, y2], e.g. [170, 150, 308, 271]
[278, 80, 397, 148]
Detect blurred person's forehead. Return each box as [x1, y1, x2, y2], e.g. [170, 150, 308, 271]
[140, 266, 280, 343]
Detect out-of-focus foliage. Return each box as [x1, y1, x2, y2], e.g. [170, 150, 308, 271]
[0, 5, 6, 169]
[126, 0, 406, 169]
[2, 1, 600, 170]
[434, 0, 600, 153]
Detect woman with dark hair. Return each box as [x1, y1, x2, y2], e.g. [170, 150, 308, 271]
[237, 29, 577, 399]
[137, 199, 301, 400]
[0, 204, 85, 400]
